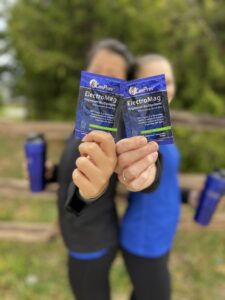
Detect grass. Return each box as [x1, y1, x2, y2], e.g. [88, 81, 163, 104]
[0, 134, 64, 179]
[0, 239, 131, 300]
[172, 231, 225, 300]
[0, 135, 25, 179]
[0, 240, 73, 300]
[1, 232, 225, 299]
[0, 194, 56, 223]
[1, 124, 225, 299]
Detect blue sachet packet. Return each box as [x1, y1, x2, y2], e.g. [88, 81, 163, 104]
[122, 74, 174, 144]
[74, 71, 123, 140]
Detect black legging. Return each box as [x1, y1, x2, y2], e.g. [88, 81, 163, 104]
[68, 246, 117, 300]
[123, 249, 171, 300]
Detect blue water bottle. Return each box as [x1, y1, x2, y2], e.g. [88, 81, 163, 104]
[194, 170, 225, 226]
[25, 133, 46, 192]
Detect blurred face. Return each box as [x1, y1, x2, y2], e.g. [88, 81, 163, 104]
[87, 49, 127, 80]
[136, 60, 175, 103]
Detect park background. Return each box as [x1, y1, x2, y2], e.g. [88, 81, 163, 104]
[0, 0, 225, 299]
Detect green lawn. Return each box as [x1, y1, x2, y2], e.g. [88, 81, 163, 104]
[1, 126, 225, 299]
[1, 232, 225, 300]
[172, 231, 225, 300]
[0, 194, 56, 222]
[0, 134, 64, 179]
[0, 240, 74, 300]
[0, 135, 25, 178]
[0, 239, 131, 300]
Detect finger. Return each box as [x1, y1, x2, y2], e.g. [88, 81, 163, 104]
[72, 168, 98, 198]
[116, 136, 148, 155]
[45, 160, 54, 178]
[117, 142, 159, 171]
[76, 156, 107, 187]
[79, 142, 106, 167]
[123, 164, 156, 192]
[82, 131, 116, 158]
[45, 160, 54, 169]
[121, 152, 158, 182]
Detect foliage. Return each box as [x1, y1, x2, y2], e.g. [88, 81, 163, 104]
[3, 0, 225, 119]
[174, 127, 225, 173]
[0, 89, 3, 109]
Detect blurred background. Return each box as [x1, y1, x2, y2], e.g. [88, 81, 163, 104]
[0, 0, 225, 299]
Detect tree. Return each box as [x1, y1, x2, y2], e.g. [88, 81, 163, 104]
[6, 0, 225, 119]
[7, 0, 133, 119]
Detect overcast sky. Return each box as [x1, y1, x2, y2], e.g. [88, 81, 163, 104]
[0, 0, 16, 28]
[0, 19, 6, 31]
[0, 1, 15, 66]
[0, 16, 9, 65]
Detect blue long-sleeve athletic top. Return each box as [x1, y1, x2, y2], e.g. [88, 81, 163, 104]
[120, 143, 181, 258]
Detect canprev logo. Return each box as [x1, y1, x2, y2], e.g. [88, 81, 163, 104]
[89, 79, 113, 91]
[89, 79, 98, 88]
[128, 86, 154, 95]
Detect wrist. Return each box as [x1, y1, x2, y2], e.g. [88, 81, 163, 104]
[79, 181, 109, 202]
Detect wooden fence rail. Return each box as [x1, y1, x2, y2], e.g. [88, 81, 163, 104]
[1, 174, 225, 241]
[170, 110, 225, 129]
[1, 111, 225, 242]
[0, 174, 206, 197]
[0, 111, 225, 139]
[0, 221, 57, 242]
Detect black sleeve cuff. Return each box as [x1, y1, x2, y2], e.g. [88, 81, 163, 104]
[65, 182, 92, 216]
[65, 175, 117, 216]
[141, 152, 163, 193]
[181, 189, 189, 204]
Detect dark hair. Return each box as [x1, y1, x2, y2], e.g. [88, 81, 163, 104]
[84, 38, 134, 78]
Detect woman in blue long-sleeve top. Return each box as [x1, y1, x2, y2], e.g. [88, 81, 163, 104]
[118, 54, 181, 300]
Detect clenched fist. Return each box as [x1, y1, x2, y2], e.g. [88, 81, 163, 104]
[72, 131, 117, 201]
[116, 136, 159, 192]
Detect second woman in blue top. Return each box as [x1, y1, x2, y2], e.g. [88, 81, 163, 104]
[118, 54, 181, 300]
[121, 143, 181, 258]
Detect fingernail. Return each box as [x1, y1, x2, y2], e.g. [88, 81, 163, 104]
[139, 137, 147, 145]
[149, 141, 159, 152]
[152, 152, 158, 160]
[81, 135, 87, 142]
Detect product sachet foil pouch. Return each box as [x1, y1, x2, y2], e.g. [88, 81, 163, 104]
[122, 74, 174, 144]
[74, 71, 123, 140]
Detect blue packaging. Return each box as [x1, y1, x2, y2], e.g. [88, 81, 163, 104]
[194, 170, 225, 226]
[122, 74, 174, 144]
[25, 133, 46, 192]
[74, 71, 123, 140]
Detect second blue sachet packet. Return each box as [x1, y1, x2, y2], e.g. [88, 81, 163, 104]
[74, 71, 123, 140]
[122, 74, 174, 144]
